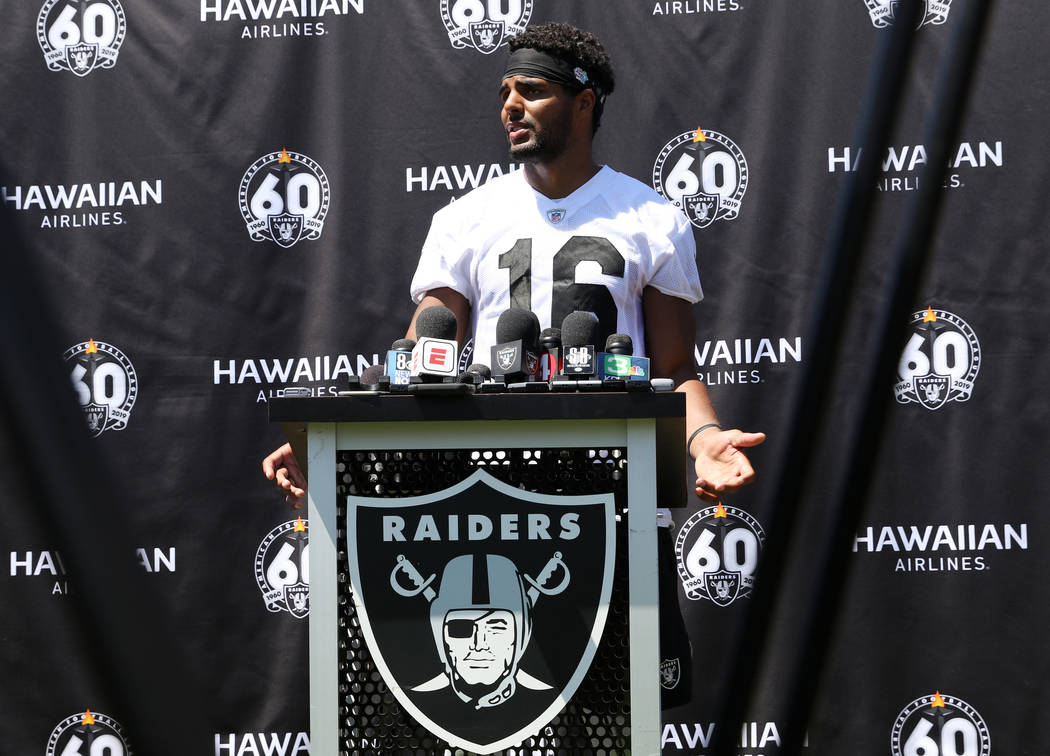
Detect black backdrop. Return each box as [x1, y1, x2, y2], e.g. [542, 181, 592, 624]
[2, 1, 1048, 754]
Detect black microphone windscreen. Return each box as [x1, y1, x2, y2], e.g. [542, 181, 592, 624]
[467, 363, 492, 379]
[605, 333, 633, 355]
[360, 364, 385, 385]
[561, 311, 601, 348]
[538, 327, 562, 350]
[414, 306, 458, 340]
[390, 338, 416, 350]
[495, 308, 540, 347]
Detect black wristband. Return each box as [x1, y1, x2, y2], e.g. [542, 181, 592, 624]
[687, 423, 721, 454]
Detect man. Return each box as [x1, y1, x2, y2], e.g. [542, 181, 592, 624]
[264, 22, 763, 508]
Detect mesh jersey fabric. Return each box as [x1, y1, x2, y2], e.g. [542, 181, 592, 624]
[410, 165, 703, 361]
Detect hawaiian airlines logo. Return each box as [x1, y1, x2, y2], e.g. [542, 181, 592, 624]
[891, 691, 990, 756]
[440, 0, 532, 54]
[47, 710, 130, 755]
[240, 149, 330, 247]
[654, 127, 748, 229]
[347, 469, 614, 753]
[256, 516, 310, 618]
[675, 502, 764, 606]
[38, 0, 126, 76]
[895, 307, 979, 410]
[866, 0, 951, 28]
[64, 338, 137, 436]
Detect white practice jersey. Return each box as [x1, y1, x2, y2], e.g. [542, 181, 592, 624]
[411, 166, 703, 362]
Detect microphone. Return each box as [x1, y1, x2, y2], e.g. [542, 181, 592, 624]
[490, 308, 541, 384]
[553, 311, 602, 391]
[597, 333, 652, 390]
[411, 306, 459, 382]
[538, 327, 561, 381]
[360, 363, 389, 391]
[385, 337, 415, 386]
[457, 362, 491, 388]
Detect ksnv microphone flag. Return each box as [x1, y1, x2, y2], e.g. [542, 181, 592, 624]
[411, 306, 459, 380]
[385, 337, 415, 385]
[490, 308, 541, 382]
[559, 311, 600, 378]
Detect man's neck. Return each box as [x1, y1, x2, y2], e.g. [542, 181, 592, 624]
[521, 148, 600, 200]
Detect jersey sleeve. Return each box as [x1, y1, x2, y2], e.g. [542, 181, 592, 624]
[644, 204, 704, 303]
[409, 205, 475, 304]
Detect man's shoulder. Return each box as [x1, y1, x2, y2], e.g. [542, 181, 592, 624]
[433, 169, 526, 217]
[599, 166, 687, 222]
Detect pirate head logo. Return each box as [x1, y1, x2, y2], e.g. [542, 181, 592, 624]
[440, 0, 532, 55]
[894, 307, 980, 410]
[348, 469, 614, 753]
[653, 127, 748, 230]
[38, 0, 126, 76]
[394, 550, 570, 709]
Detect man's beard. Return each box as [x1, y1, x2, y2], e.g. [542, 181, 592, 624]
[508, 110, 573, 163]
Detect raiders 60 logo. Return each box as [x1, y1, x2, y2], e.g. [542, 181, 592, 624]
[891, 692, 990, 756]
[64, 338, 137, 437]
[256, 517, 310, 618]
[239, 149, 330, 248]
[38, 0, 126, 76]
[895, 307, 980, 410]
[675, 503, 764, 606]
[440, 0, 532, 54]
[347, 469, 614, 754]
[47, 710, 131, 756]
[654, 128, 749, 229]
[866, 0, 951, 28]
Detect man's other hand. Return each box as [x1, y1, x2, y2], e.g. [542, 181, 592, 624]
[692, 429, 765, 503]
[262, 442, 307, 508]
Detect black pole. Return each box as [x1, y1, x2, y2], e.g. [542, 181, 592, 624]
[774, 3, 995, 752]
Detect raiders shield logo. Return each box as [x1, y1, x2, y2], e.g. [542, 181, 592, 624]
[914, 374, 951, 410]
[704, 569, 740, 607]
[82, 402, 109, 437]
[347, 469, 615, 754]
[66, 44, 99, 77]
[268, 212, 304, 248]
[683, 192, 721, 228]
[284, 582, 310, 618]
[496, 346, 518, 371]
[469, 20, 505, 53]
[660, 658, 681, 690]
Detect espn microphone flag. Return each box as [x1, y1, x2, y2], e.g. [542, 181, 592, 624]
[410, 306, 459, 380]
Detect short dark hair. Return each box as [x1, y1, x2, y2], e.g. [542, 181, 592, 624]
[508, 23, 616, 133]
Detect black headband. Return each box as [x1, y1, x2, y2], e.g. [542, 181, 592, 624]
[502, 48, 601, 98]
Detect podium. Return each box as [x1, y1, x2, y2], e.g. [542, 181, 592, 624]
[270, 391, 685, 756]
